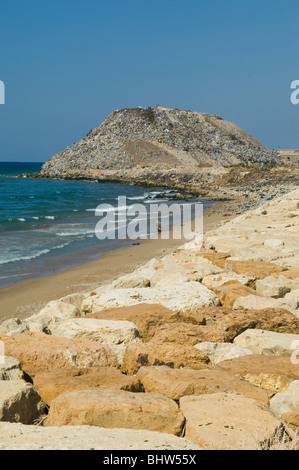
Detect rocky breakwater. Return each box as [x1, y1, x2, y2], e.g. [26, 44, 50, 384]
[0, 188, 299, 449]
[39, 106, 280, 193]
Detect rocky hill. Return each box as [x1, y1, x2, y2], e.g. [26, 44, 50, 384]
[41, 106, 279, 187]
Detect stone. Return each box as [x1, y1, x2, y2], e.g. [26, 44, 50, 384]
[215, 355, 299, 393]
[281, 412, 299, 433]
[83, 303, 191, 341]
[0, 423, 202, 450]
[33, 367, 142, 405]
[285, 289, 299, 300]
[234, 329, 299, 356]
[0, 380, 46, 424]
[198, 251, 230, 269]
[0, 357, 23, 381]
[26, 300, 81, 331]
[274, 268, 299, 280]
[136, 366, 271, 404]
[121, 342, 212, 375]
[264, 239, 285, 249]
[224, 260, 287, 279]
[150, 323, 228, 346]
[194, 342, 252, 365]
[255, 275, 299, 298]
[233, 295, 299, 316]
[184, 307, 299, 341]
[201, 271, 252, 289]
[270, 381, 299, 417]
[112, 274, 151, 289]
[180, 392, 285, 450]
[46, 389, 185, 436]
[0, 318, 30, 336]
[210, 281, 257, 308]
[49, 318, 141, 365]
[0, 333, 118, 378]
[81, 282, 220, 315]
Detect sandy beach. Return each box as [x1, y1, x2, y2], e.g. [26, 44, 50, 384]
[0, 201, 233, 322]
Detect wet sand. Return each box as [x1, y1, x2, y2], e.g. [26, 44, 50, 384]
[0, 202, 232, 322]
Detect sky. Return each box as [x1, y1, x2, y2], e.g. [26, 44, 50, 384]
[0, 0, 298, 162]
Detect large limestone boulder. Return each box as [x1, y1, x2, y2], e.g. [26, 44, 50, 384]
[224, 260, 287, 279]
[184, 307, 299, 341]
[255, 275, 299, 298]
[33, 367, 141, 406]
[0, 333, 118, 378]
[46, 389, 185, 436]
[209, 281, 257, 308]
[215, 355, 299, 393]
[202, 271, 252, 289]
[0, 357, 23, 381]
[0, 380, 46, 424]
[234, 329, 299, 357]
[136, 366, 271, 404]
[233, 295, 299, 316]
[150, 323, 228, 346]
[270, 381, 299, 417]
[121, 342, 211, 375]
[83, 303, 194, 341]
[194, 342, 252, 365]
[49, 318, 141, 364]
[180, 392, 285, 450]
[112, 274, 151, 289]
[0, 423, 202, 450]
[27, 300, 81, 328]
[81, 282, 220, 314]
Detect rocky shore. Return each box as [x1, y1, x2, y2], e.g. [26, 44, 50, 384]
[0, 187, 299, 450]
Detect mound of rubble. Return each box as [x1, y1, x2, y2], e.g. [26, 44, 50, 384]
[41, 106, 279, 184]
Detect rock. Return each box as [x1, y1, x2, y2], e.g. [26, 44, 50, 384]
[121, 342, 212, 375]
[194, 342, 252, 365]
[234, 329, 299, 356]
[215, 355, 299, 393]
[83, 303, 192, 341]
[281, 412, 299, 433]
[112, 274, 150, 288]
[285, 289, 299, 300]
[202, 271, 252, 289]
[255, 275, 299, 298]
[136, 366, 271, 404]
[0, 333, 118, 378]
[180, 392, 285, 450]
[0, 380, 46, 424]
[233, 295, 299, 316]
[33, 367, 142, 406]
[184, 307, 299, 341]
[46, 389, 185, 436]
[274, 268, 299, 280]
[264, 239, 285, 249]
[49, 318, 141, 365]
[270, 381, 299, 417]
[0, 318, 30, 336]
[0, 357, 23, 380]
[26, 300, 81, 330]
[198, 251, 230, 269]
[150, 323, 228, 346]
[224, 260, 287, 279]
[81, 282, 220, 315]
[0, 423, 202, 450]
[209, 281, 257, 308]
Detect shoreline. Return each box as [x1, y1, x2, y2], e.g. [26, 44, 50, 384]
[0, 201, 231, 322]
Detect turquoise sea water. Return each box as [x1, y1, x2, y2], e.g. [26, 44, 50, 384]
[0, 162, 215, 288]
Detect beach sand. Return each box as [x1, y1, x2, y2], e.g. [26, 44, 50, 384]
[0, 202, 232, 322]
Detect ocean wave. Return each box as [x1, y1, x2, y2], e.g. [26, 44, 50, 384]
[0, 242, 71, 265]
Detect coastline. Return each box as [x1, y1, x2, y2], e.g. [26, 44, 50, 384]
[0, 201, 231, 322]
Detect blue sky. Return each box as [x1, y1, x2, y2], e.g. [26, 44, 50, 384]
[0, 0, 298, 162]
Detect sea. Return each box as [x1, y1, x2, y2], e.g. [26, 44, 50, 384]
[0, 162, 215, 289]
